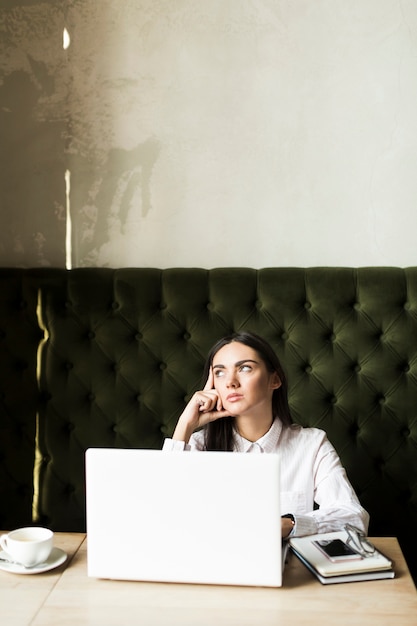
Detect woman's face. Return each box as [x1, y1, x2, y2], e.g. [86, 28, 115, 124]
[211, 341, 281, 418]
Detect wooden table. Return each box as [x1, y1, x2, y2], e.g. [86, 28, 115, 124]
[1, 534, 416, 625]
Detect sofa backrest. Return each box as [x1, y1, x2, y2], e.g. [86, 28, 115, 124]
[1, 267, 416, 580]
[0, 269, 43, 529]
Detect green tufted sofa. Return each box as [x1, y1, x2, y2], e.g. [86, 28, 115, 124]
[1, 267, 416, 584]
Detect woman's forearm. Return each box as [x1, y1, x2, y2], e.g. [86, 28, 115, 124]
[172, 418, 196, 444]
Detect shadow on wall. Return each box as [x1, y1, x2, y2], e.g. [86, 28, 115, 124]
[0, 70, 66, 267]
[69, 137, 161, 264]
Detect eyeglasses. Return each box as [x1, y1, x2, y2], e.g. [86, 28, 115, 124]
[344, 524, 376, 558]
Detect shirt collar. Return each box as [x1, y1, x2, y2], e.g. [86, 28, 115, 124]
[233, 418, 283, 453]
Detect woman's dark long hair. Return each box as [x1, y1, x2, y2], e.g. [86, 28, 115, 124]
[202, 332, 292, 451]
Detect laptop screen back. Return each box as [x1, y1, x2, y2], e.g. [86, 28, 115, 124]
[85, 448, 282, 587]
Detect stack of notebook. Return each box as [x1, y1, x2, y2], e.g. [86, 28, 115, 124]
[290, 531, 395, 585]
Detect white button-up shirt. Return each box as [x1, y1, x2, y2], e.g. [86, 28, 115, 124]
[163, 419, 369, 537]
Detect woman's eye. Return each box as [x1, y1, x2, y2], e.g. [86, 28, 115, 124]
[214, 369, 224, 377]
[240, 364, 252, 372]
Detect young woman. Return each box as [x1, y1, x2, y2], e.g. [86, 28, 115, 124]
[163, 331, 369, 539]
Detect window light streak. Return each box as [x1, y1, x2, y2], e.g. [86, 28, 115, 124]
[63, 27, 71, 50]
[33, 287, 48, 523]
[65, 169, 72, 270]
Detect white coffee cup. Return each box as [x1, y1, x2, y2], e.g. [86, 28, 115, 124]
[0, 527, 53, 567]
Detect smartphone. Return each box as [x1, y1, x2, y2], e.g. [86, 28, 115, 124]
[313, 538, 362, 562]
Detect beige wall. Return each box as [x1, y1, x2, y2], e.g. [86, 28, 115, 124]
[1, 1, 417, 268]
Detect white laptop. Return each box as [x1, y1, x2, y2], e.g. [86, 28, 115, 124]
[85, 448, 283, 587]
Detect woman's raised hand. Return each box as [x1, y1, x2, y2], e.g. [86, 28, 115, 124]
[171, 368, 232, 443]
[194, 368, 222, 413]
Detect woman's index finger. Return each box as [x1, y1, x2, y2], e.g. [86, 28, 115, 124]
[203, 367, 214, 390]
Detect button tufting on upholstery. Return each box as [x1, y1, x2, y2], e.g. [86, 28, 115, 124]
[349, 423, 360, 437]
[304, 302, 311, 310]
[15, 421, 25, 437]
[65, 361, 73, 370]
[41, 391, 52, 403]
[183, 332, 191, 340]
[65, 300, 72, 309]
[378, 395, 385, 405]
[404, 302, 411, 311]
[354, 363, 361, 373]
[66, 422, 74, 433]
[134, 332, 142, 340]
[87, 392, 95, 402]
[353, 302, 360, 310]
[402, 427, 411, 438]
[281, 332, 288, 341]
[304, 364, 312, 374]
[87, 331, 95, 340]
[17, 484, 29, 496]
[375, 458, 385, 472]
[111, 301, 119, 310]
[402, 363, 410, 373]
[256, 300, 262, 310]
[206, 302, 214, 311]
[159, 363, 167, 370]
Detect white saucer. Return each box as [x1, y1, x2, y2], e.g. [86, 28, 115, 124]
[0, 547, 67, 575]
